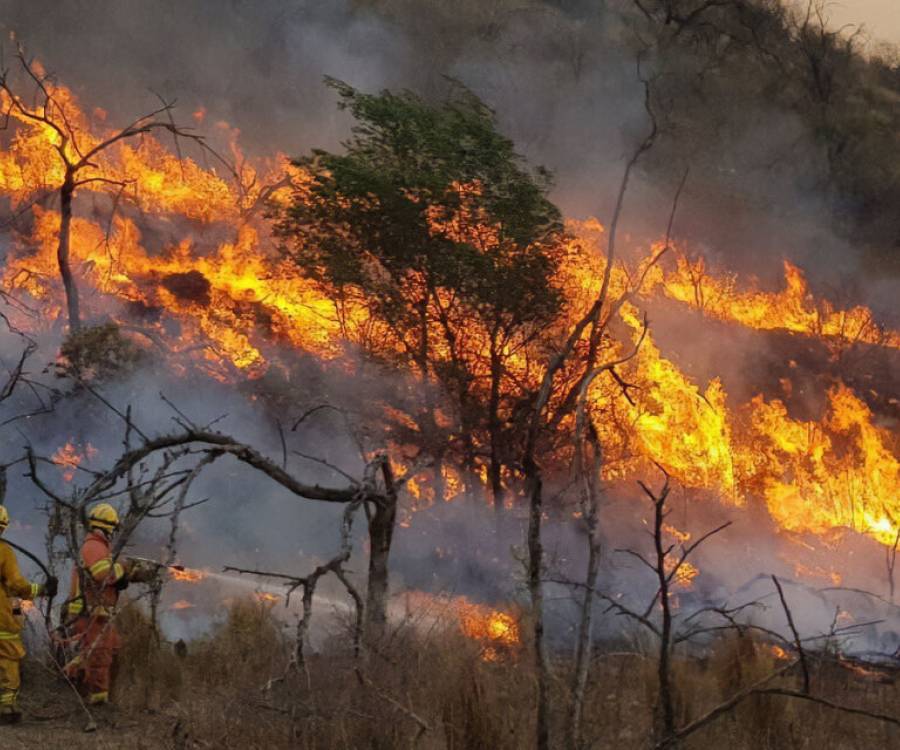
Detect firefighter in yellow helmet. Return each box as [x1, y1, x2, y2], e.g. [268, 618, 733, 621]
[64, 503, 153, 705]
[0, 505, 58, 725]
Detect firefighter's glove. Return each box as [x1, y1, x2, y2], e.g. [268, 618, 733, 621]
[126, 559, 159, 584]
[43, 575, 59, 598]
[114, 573, 130, 591]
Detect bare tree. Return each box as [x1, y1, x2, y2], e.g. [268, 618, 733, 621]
[567, 330, 649, 749]
[226, 493, 365, 669]
[619, 471, 732, 744]
[654, 575, 900, 748]
[567, 164, 687, 749]
[26, 395, 400, 631]
[551, 468, 738, 747]
[557, 474, 896, 749]
[0, 305, 36, 406]
[519, 58, 659, 750]
[0, 44, 213, 331]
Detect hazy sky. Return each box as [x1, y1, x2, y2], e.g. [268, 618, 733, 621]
[826, 0, 900, 44]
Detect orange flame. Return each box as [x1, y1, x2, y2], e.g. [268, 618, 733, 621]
[400, 592, 521, 661]
[663, 524, 691, 544]
[454, 597, 521, 661]
[665, 559, 699, 589]
[169, 567, 206, 583]
[51, 441, 98, 482]
[1, 71, 898, 556]
[648, 255, 900, 350]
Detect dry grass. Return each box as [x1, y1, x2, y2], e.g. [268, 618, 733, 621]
[4, 600, 899, 749]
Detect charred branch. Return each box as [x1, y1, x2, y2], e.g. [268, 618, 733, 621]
[226, 496, 364, 669]
[0, 43, 226, 331]
[772, 574, 811, 694]
[25, 385, 397, 629]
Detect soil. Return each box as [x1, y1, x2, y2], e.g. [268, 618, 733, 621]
[3, 659, 176, 750]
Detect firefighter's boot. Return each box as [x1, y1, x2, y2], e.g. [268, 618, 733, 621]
[0, 689, 21, 725]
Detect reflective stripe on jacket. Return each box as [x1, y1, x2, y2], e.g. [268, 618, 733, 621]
[67, 531, 125, 618]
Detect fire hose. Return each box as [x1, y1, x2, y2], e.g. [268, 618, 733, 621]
[128, 556, 186, 574]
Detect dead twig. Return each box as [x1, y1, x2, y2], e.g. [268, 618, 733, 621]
[772, 574, 810, 694]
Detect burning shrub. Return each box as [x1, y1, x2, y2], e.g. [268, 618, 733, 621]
[56, 322, 144, 382]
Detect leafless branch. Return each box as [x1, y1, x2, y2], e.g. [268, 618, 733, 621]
[654, 660, 800, 749]
[772, 574, 810, 694]
[230, 496, 364, 670]
[292, 450, 359, 486]
[758, 688, 900, 727]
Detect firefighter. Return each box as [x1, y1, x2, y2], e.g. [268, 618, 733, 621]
[64, 503, 153, 706]
[0, 504, 58, 725]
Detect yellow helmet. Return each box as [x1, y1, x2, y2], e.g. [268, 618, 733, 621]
[0, 505, 8, 533]
[87, 503, 120, 532]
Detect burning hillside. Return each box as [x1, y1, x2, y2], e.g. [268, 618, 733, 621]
[1, 69, 896, 559]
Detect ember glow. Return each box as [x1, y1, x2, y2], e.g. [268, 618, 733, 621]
[169, 567, 207, 583]
[400, 592, 521, 658]
[51, 441, 98, 482]
[1, 71, 898, 571]
[453, 596, 520, 660]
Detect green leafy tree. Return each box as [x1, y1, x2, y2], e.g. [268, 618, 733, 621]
[275, 79, 568, 510]
[57, 322, 144, 382]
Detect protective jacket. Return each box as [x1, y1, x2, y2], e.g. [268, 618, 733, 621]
[64, 530, 128, 704]
[0, 541, 41, 641]
[0, 541, 42, 715]
[66, 530, 126, 619]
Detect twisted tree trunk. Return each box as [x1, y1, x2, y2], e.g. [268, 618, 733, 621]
[366, 461, 398, 631]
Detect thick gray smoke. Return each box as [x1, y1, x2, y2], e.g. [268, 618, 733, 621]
[2, 317, 898, 653]
[0, 321, 373, 641]
[0, 1, 640, 214]
[1, 0, 893, 313]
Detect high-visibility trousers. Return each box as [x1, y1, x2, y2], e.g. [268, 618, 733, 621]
[67, 615, 121, 696]
[0, 634, 25, 708]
